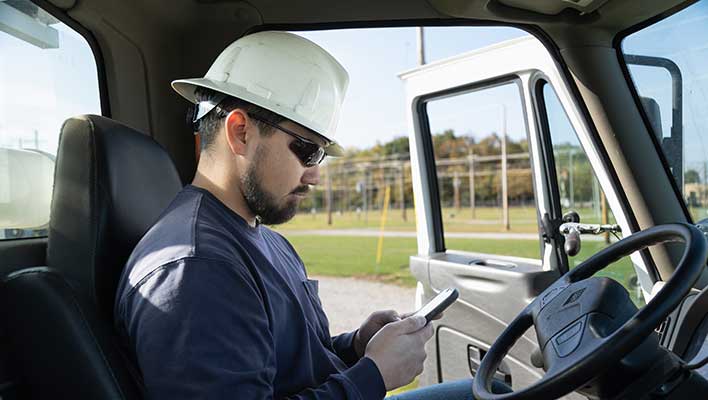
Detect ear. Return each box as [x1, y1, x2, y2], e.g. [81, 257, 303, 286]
[224, 109, 249, 156]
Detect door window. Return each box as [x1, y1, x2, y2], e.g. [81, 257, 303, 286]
[0, 0, 101, 240]
[425, 81, 540, 260]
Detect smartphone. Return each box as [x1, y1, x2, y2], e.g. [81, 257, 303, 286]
[413, 287, 459, 323]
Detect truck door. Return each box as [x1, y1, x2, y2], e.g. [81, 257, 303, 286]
[401, 36, 651, 393]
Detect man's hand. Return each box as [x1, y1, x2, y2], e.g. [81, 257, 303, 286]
[364, 315, 434, 391]
[353, 310, 445, 357]
[353, 310, 401, 358]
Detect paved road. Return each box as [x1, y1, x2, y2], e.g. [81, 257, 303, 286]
[312, 275, 416, 335]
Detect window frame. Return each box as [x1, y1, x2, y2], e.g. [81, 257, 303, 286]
[416, 76, 536, 254]
[531, 78, 571, 273]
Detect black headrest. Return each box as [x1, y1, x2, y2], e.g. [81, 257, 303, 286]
[48, 115, 183, 317]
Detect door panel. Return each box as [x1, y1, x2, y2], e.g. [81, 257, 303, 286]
[403, 41, 556, 388]
[428, 253, 555, 321]
[438, 327, 538, 388]
[427, 252, 557, 390]
[402, 38, 557, 389]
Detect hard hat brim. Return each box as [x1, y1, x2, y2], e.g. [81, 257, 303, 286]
[172, 77, 344, 157]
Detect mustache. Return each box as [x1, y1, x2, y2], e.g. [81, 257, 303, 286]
[290, 186, 310, 195]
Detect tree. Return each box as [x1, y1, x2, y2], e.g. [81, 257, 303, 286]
[384, 136, 410, 156]
[685, 169, 701, 184]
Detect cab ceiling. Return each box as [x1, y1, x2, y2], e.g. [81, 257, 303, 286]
[43, 0, 689, 72]
[48, 0, 685, 43]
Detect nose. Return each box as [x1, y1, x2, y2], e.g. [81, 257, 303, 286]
[301, 164, 320, 186]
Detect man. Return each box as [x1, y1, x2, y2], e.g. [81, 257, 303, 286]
[115, 31, 502, 399]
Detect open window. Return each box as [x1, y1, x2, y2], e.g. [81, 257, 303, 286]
[0, 0, 101, 240]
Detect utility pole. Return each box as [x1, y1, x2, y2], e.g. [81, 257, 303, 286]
[453, 171, 461, 211]
[343, 164, 350, 213]
[398, 162, 407, 221]
[326, 163, 333, 225]
[417, 27, 426, 65]
[468, 153, 476, 219]
[338, 164, 344, 213]
[501, 106, 510, 231]
[364, 168, 369, 224]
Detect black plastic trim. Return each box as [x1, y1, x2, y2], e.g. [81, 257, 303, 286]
[415, 97, 446, 252]
[248, 18, 536, 36]
[532, 77, 570, 274]
[517, 76, 545, 260]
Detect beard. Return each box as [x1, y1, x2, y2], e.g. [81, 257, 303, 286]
[241, 145, 306, 225]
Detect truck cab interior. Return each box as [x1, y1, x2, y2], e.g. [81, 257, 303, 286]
[1, 0, 707, 399]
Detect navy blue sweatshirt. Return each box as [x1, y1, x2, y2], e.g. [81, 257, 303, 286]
[114, 185, 386, 399]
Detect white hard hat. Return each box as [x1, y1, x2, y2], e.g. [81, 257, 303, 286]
[172, 31, 348, 156]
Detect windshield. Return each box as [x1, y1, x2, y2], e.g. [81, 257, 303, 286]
[621, 1, 708, 222]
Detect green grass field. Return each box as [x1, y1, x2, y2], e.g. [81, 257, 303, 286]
[287, 234, 644, 305]
[282, 206, 615, 234]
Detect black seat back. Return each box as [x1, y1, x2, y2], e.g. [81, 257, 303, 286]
[1, 115, 183, 399]
[48, 115, 183, 318]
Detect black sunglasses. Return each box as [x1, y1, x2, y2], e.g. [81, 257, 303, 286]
[247, 113, 326, 167]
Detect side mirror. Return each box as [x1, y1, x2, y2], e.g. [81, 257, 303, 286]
[559, 211, 622, 258]
[0, 148, 55, 233]
[639, 96, 663, 143]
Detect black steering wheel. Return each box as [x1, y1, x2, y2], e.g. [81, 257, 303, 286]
[472, 223, 708, 400]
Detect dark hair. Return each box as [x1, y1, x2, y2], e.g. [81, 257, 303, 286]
[190, 87, 286, 152]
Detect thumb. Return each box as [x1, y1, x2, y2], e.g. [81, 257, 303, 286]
[389, 315, 427, 334]
[375, 310, 401, 324]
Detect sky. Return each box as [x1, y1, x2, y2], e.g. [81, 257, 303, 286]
[297, 27, 528, 148]
[1, 1, 707, 184]
[0, 20, 101, 152]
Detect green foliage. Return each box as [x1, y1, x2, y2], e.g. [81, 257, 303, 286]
[384, 136, 411, 155]
[310, 129, 595, 214]
[685, 169, 701, 184]
[338, 129, 530, 161]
